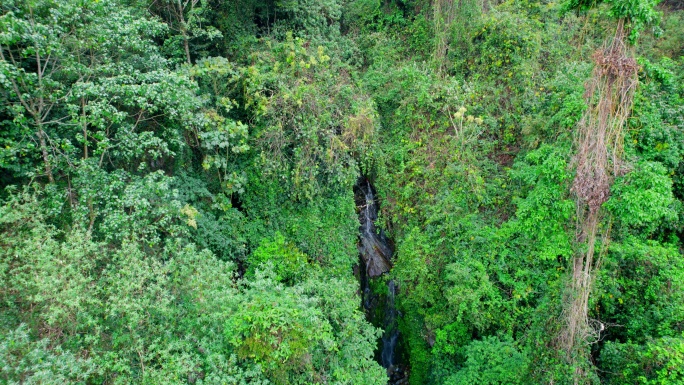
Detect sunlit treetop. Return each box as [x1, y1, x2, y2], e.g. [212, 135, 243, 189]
[562, 0, 662, 42]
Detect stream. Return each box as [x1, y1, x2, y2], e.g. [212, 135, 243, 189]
[355, 178, 407, 384]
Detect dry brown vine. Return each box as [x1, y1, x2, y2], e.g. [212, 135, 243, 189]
[561, 19, 638, 382]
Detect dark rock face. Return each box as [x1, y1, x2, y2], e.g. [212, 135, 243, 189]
[356, 179, 392, 277]
[356, 178, 407, 384]
[381, 280, 399, 368]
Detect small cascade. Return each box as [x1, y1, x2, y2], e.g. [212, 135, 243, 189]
[355, 178, 407, 384]
[381, 279, 406, 384]
[381, 280, 399, 368]
[359, 256, 373, 312]
[356, 179, 392, 277]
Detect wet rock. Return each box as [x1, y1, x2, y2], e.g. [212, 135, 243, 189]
[356, 179, 392, 277]
[359, 234, 392, 276]
[387, 365, 408, 385]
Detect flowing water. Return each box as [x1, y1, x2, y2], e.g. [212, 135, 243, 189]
[381, 280, 399, 368]
[357, 179, 392, 277]
[355, 178, 407, 384]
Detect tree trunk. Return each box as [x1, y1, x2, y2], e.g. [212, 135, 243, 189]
[176, 0, 192, 65]
[37, 128, 55, 183]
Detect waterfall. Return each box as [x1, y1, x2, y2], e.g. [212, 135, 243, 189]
[355, 177, 407, 384]
[381, 280, 399, 368]
[357, 179, 392, 277]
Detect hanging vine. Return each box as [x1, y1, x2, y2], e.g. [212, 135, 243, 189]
[561, 18, 639, 382]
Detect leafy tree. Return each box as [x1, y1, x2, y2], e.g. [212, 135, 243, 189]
[562, 0, 662, 41]
[1, 0, 682, 384]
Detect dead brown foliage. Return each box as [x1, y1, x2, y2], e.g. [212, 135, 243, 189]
[571, 21, 638, 213]
[561, 20, 638, 382]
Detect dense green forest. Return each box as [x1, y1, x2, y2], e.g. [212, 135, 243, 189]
[1, 0, 683, 383]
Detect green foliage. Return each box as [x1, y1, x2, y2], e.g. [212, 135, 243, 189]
[506, 145, 575, 262]
[541, 62, 592, 142]
[0, 187, 384, 383]
[430, 321, 470, 377]
[629, 56, 684, 205]
[444, 336, 530, 385]
[226, 267, 336, 382]
[152, 0, 223, 63]
[235, 34, 376, 201]
[270, 0, 343, 39]
[606, 161, 678, 236]
[0, 325, 93, 384]
[631, 59, 684, 170]
[562, 0, 662, 41]
[3, 193, 246, 382]
[600, 336, 684, 384]
[596, 237, 684, 342]
[643, 11, 684, 58]
[459, 11, 542, 78]
[192, 56, 250, 177]
[0, 0, 223, 187]
[227, 266, 386, 384]
[247, 233, 308, 283]
[399, 308, 431, 385]
[1, 0, 682, 384]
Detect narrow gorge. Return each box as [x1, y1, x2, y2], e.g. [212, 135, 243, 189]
[356, 178, 407, 384]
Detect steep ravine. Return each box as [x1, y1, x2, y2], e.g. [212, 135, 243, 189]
[355, 178, 408, 384]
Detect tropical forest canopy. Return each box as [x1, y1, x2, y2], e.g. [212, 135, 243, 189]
[1, 0, 683, 384]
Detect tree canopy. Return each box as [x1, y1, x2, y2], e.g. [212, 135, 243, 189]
[1, 0, 683, 384]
